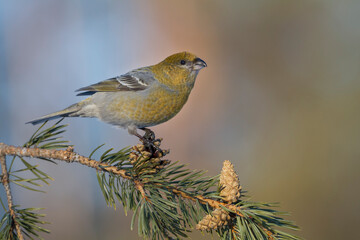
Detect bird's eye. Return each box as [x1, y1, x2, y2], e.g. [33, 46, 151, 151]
[180, 60, 186, 65]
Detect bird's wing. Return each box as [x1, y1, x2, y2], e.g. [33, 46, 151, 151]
[76, 68, 154, 96]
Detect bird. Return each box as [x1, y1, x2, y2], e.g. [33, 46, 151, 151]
[27, 51, 207, 143]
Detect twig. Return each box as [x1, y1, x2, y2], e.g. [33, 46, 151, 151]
[0, 143, 243, 217]
[134, 180, 150, 202]
[170, 188, 244, 217]
[0, 154, 24, 240]
[0, 143, 130, 179]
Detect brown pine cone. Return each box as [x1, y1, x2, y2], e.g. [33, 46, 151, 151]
[129, 141, 170, 174]
[220, 160, 241, 203]
[196, 209, 230, 231]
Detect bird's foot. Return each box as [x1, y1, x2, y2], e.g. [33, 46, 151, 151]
[139, 128, 164, 156]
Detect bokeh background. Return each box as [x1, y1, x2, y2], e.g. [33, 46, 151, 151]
[1, 1, 360, 239]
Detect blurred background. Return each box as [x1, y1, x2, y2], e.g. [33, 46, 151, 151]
[1, 1, 359, 239]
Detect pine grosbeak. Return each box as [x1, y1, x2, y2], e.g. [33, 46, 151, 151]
[28, 52, 207, 139]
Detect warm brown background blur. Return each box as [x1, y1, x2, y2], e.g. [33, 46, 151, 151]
[1, 1, 359, 239]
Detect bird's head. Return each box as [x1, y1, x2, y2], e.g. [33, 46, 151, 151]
[161, 51, 207, 73]
[152, 52, 207, 89]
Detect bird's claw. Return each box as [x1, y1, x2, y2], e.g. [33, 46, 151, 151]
[140, 128, 164, 156]
[142, 128, 156, 142]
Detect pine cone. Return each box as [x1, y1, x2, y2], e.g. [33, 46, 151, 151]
[220, 160, 241, 203]
[129, 141, 170, 175]
[196, 209, 230, 231]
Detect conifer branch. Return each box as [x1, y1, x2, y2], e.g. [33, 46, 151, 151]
[0, 154, 24, 240]
[0, 121, 300, 239]
[0, 143, 244, 216]
[0, 143, 246, 217]
[0, 143, 130, 180]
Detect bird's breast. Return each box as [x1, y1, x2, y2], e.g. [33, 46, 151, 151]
[104, 86, 192, 128]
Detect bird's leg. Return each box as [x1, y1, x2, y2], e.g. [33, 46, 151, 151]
[128, 125, 163, 155]
[141, 128, 155, 142]
[128, 125, 145, 140]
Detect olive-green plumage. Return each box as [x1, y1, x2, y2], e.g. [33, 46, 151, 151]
[28, 52, 207, 137]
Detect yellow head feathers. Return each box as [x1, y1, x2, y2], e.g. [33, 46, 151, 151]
[151, 52, 206, 87]
[161, 52, 198, 65]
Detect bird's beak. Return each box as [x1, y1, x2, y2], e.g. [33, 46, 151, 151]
[193, 57, 207, 70]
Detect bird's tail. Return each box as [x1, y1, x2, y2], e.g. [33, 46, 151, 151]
[27, 103, 82, 125]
